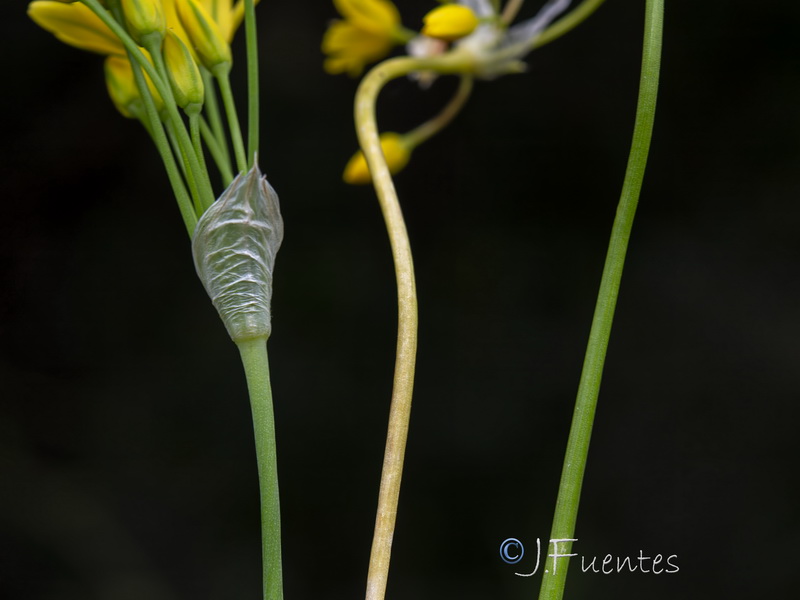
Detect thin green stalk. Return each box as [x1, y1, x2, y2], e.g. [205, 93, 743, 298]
[128, 55, 197, 234]
[144, 37, 216, 210]
[403, 76, 473, 149]
[536, 2, 663, 599]
[533, 0, 606, 49]
[244, 0, 259, 166]
[354, 53, 472, 600]
[164, 116, 188, 180]
[236, 337, 283, 600]
[81, 0, 215, 215]
[501, 0, 526, 24]
[201, 68, 233, 182]
[188, 112, 215, 212]
[214, 66, 248, 174]
[189, 113, 204, 178]
[200, 116, 235, 184]
[165, 118, 202, 214]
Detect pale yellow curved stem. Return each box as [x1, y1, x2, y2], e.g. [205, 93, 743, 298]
[353, 52, 472, 600]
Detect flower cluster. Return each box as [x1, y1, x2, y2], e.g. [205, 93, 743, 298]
[29, 0, 268, 235]
[323, 0, 575, 81]
[324, 0, 580, 183]
[28, 0, 252, 119]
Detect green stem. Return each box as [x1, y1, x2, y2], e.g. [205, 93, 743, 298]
[189, 112, 204, 176]
[201, 68, 233, 183]
[127, 54, 197, 235]
[164, 117, 188, 179]
[536, 2, 663, 599]
[81, 0, 215, 216]
[165, 116, 203, 211]
[403, 76, 473, 149]
[533, 0, 607, 49]
[165, 118, 202, 214]
[244, 0, 259, 166]
[214, 66, 248, 174]
[501, 0, 526, 24]
[236, 337, 284, 600]
[188, 112, 214, 213]
[354, 53, 472, 600]
[200, 116, 235, 184]
[144, 36, 216, 210]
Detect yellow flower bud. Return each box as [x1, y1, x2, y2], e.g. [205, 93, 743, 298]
[104, 56, 139, 119]
[104, 53, 163, 120]
[104, 54, 164, 119]
[121, 0, 166, 45]
[343, 132, 411, 185]
[176, 0, 232, 71]
[421, 5, 479, 42]
[163, 30, 204, 112]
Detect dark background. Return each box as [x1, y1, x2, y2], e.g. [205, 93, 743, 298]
[2, 1, 799, 599]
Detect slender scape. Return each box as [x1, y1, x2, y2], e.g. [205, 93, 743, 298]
[537, 1, 664, 599]
[354, 53, 475, 600]
[352, 3, 615, 598]
[237, 338, 283, 600]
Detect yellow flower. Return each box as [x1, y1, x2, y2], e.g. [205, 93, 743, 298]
[29, 0, 255, 116]
[322, 0, 408, 77]
[28, 1, 256, 56]
[28, 1, 125, 55]
[421, 4, 479, 42]
[343, 132, 411, 185]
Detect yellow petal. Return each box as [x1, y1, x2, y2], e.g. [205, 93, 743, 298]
[343, 132, 411, 185]
[28, 1, 125, 55]
[421, 5, 479, 42]
[333, 0, 400, 36]
[322, 20, 394, 77]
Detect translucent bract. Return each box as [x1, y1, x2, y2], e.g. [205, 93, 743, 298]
[192, 164, 284, 341]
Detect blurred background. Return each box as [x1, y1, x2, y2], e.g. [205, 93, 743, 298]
[2, 1, 799, 599]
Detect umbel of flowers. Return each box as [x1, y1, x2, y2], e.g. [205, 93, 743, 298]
[322, 0, 592, 185]
[30, 1, 246, 122]
[28, 3, 287, 599]
[28, 0, 264, 233]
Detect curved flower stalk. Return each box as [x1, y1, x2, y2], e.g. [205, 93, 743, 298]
[29, 2, 286, 600]
[323, 2, 609, 600]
